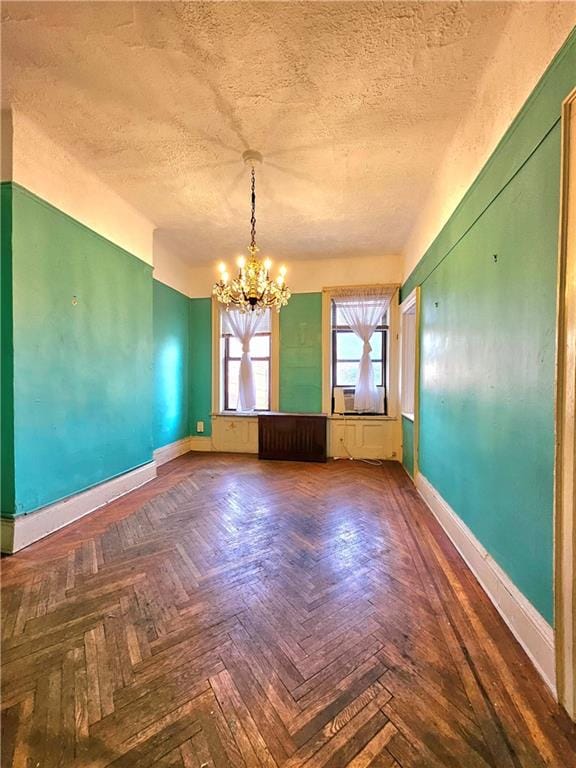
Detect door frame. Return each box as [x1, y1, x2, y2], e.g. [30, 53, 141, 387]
[400, 287, 421, 477]
[554, 86, 576, 719]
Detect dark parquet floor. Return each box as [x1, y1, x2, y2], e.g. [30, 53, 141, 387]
[1, 454, 575, 767]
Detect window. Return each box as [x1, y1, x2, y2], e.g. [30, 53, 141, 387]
[331, 299, 388, 414]
[221, 310, 271, 411]
[400, 294, 417, 419]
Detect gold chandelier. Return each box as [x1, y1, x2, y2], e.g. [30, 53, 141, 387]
[213, 150, 291, 313]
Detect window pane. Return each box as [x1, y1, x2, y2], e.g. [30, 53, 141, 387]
[336, 362, 358, 387]
[253, 360, 270, 409]
[227, 360, 240, 409]
[251, 334, 270, 357]
[335, 330, 383, 360]
[336, 332, 363, 360]
[226, 360, 269, 410]
[228, 336, 242, 357]
[370, 333, 382, 359]
[225, 333, 270, 358]
[336, 361, 383, 387]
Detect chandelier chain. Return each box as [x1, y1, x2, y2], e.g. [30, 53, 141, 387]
[212, 150, 290, 313]
[250, 166, 256, 249]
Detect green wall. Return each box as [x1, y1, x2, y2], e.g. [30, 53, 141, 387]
[401, 416, 414, 478]
[153, 280, 190, 449]
[279, 292, 322, 413]
[402, 30, 576, 624]
[5, 183, 154, 516]
[189, 298, 212, 436]
[1, 183, 15, 513]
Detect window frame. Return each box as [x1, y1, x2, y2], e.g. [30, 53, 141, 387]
[330, 300, 389, 414]
[222, 330, 272, 412]
[212, 300, 279, 416]
[321, 286, 400, 419]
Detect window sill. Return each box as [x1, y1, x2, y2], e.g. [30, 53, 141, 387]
[329, 414, 397, 422]
[212, 411, 260, 418]
[213, 412, 397, 422]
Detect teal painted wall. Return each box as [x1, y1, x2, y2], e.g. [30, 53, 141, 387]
[279, 292, 322, 413]
[402, 31, 576, 624]
[189, 298, 212, 436]
[401, 416, 414, 478]
[153, 280, 190, 450]
[8, 184, 154, 515]
[1, 183, 15, 514]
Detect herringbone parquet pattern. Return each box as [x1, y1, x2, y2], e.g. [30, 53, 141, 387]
[1, 455, 575, 767]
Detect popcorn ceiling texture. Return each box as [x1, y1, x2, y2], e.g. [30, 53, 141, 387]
[1, 2, 574, 267]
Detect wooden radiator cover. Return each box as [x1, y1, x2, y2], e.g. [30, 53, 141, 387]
[258, 413, 328, 462]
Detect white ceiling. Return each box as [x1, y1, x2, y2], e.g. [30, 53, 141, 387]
[0, 2, 565, 264]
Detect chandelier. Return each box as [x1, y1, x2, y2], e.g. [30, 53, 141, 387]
[213, 150, 291, 313]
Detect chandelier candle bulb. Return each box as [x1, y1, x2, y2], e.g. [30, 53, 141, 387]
[213, 150, 291, 313]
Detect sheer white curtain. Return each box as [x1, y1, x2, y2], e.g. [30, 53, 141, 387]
[337, 293, 391, 412]
[223, 310, 265, 411]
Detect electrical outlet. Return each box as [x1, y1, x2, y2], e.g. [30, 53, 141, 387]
[196, 421, 204, 433]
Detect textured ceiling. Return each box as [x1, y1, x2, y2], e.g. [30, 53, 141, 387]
[1, 2, 536, 264]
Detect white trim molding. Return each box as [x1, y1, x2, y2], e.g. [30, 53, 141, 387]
[554, 86, 576, 719]
[400, 287, 421, 475]
[153, 436, 192, 466]
[1, 462, 157, 554]
[416, 472, 556, 696]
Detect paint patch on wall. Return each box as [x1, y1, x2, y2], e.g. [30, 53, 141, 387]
[280, 293, 323, 413]
[153, 280, 190, 450]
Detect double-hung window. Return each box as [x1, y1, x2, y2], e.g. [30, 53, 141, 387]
[331, 292, 392, 415]
[221, 309, 271, 411]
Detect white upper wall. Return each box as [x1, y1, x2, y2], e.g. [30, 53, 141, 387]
[187, 252, 403, 299]
[153, 232, 195, 296]
[4, 109, 156, 266]
[403, 5, 576, 280]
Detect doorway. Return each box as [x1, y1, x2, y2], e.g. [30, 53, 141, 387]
[555, 86, 576, 720]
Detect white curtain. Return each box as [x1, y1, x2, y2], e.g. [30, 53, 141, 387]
[338, 295, 389, 412]
[224, 310, 265, 411]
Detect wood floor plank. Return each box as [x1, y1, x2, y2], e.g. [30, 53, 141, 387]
[1, 454, 575, 767]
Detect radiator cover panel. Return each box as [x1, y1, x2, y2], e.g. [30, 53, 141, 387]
[258, 414, 328, 462]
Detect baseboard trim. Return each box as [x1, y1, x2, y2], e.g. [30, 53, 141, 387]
[1, 462, 157, 554]
[415, 471, 556, 696]
[153, 436, 192, 466]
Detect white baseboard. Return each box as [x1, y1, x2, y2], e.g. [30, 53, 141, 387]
[153, 436, 192, 466]
[415, 471, 556, 696]
[153, 435, 214, 463]
[1, 462, 157, 554]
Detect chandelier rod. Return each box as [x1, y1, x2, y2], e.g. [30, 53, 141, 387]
[250, 165, 257, 250]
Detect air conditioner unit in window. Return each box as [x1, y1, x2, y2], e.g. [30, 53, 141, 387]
[333, 387, 356, 414]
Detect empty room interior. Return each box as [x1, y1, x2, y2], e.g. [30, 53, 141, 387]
[2, 2, 576, 766]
